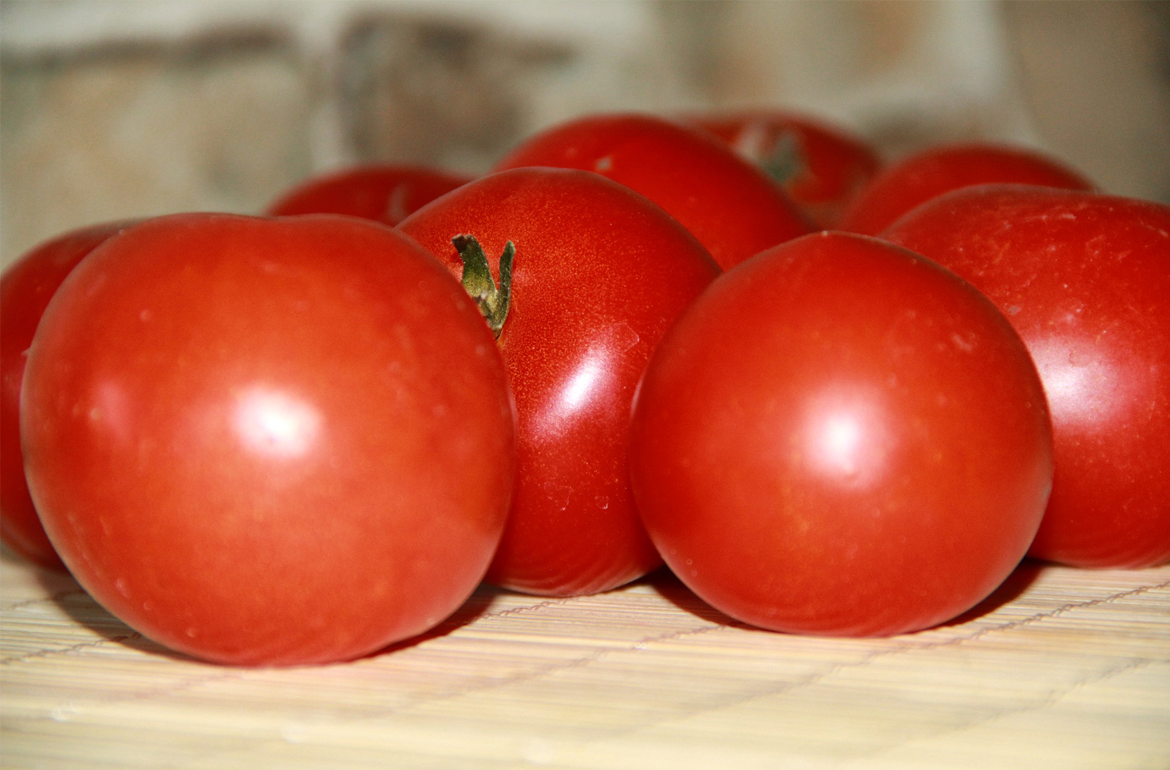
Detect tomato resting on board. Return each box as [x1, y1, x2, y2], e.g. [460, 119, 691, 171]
[491, 112, 810, 270]
[839, 142, 1095, 236]
[266, 164, 472, 226]
[629, 232, 1054, 637]
[682, 109, 882, 229]
[1, 221, 134, 571]
[21, 213, 516, 666]
[399, 167, 721, 596]
[883, 185, 1170, 569]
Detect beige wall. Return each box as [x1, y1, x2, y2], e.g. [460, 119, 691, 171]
[2, 0, 1167, 270]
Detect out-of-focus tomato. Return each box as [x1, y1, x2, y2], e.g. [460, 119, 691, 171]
[1, 221, 134, 570]
[630, 232, 1053, 637]
[840, 142, 1095, 235]
[883, 185, 1170, 568]
[491, 113, 810, 270]
[399, 167, 721, 596]
[21, 213, 516, 666]
[683, 109, 881, 229]
[266, 164, 472, 225]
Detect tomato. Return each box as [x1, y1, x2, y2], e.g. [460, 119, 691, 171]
[682, 109, 882, 229]
[1, 221, 134, 570]
[491, 113, 810, 270]
[399, 167, 720, 596]
[629, 232, 1053, 637]
[883, 185, 1170, 568]
[21, 213, 515, 666]
[839, 142, 1095, 235]
[266, 164, 472, 225]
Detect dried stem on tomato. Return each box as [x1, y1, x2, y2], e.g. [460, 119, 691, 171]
[452, 234, 514, 338]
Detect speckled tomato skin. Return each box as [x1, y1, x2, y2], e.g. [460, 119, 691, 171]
[491, 113, 810, 270]
[400, 168, 721, 596]
[629, 232, 1053, 636]
[883, 185, 1170, 568]
[1, 221, 134, 570]
[22, 214, 515, 665]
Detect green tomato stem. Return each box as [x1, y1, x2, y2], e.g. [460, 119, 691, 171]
[761, 129, 806, 187]
[452, 234, 514, 338]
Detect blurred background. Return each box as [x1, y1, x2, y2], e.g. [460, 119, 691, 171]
[2, 0, 1169, 271]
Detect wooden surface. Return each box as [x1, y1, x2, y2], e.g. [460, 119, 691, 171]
[1, 553, 1168, 770]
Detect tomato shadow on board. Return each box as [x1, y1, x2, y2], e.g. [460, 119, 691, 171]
[356, 585, 501, 661]
[641, 565, 755, 629]
[640, 559, 1048, 636]
[33, 562, 501, 665]
[32, 566, 193, 663]
[1, 543, 37, 567]
[936, 559, 1046, 629]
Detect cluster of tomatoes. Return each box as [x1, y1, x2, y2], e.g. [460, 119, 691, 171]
[2, 110, 1167, 667]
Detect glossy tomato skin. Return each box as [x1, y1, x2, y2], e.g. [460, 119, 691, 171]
[491, 113, 810, 270]
[683, 110, 881, 229]
[266, 164, 472, 225]
[840, 143, 1095, 235]
[399, 168, 721, 596]
[22, 213, 515, 666]
[630, 232, 1054, 636]
[1, 221, 134, 570]
[883, 186, 1170, 568]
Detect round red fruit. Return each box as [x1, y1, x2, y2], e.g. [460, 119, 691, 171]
[840, 142, 1094, 235]
[492, 113, 810, 270]
[630, 231, 1054, 636]
[266, 164, 472, 226]
[399, 167, 720, 596]
[21, 213, 515, 665]
[2, 221, 134, 570]
[883, 185, 1170, 568]
[683, 109, 881, 229]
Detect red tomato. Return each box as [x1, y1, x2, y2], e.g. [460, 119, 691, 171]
[21, 213, 515, 666]
[682, 109, 882, 229]
[840, 142, 1095, 235]
[399, 168, 721, 596]
[491, 113, 810, 270]
[1, 221, 134, 570]
[630, 232, 1053, 636]
[883, 185, 1170, 568]
[266, 164, 472, 225]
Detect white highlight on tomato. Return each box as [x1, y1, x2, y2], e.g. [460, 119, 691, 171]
[1028, 336, 1124, 429]
[815, 411, 863, 478]
[561, 356, 603, 411]
[233, 387, 321, 458]
[803, 388, 890, 487]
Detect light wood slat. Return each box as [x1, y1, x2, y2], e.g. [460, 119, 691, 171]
[2, 553, 1167, 770]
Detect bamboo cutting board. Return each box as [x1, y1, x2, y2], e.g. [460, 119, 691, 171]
[1, 552, 1168, 770]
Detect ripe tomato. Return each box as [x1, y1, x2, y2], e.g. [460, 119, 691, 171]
[630, 232, 1053, 637]
[1, 221, 134, 570]
[266, 164, 472, 225]
[21, 213, 515, 666]
[682, 109, 881, 229]
[883, 185, 1170, 568]
[491, 113, 810, 270]
[399, 167, 720, 596]
[839, 142, 1095, 235]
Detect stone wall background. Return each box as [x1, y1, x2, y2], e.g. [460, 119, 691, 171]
[2, 0, 1168, 271]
